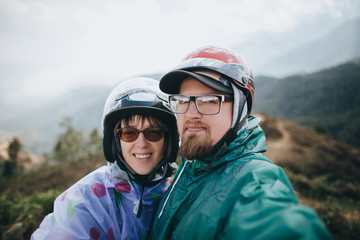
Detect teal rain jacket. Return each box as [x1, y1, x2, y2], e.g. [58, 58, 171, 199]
[149, 116, 332, 239]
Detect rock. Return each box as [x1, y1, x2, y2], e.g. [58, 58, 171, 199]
[2, 222, 23, 240]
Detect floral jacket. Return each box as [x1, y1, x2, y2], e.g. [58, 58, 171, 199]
[32, 163, 170, 240]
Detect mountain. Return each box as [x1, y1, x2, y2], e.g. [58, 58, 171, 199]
[253, 59, 360, 148]
[234, 18, 360, 77]
[0, 75, 162, 154]
[0, 86, 112, 153]
[1, 61, 359, 154]
[262, 18, 360, 76]
[1, 16, 360, 154]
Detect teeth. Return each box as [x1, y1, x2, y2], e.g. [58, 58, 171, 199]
[135, 154, 151, 159]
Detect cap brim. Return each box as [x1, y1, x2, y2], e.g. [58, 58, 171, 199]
[159, 69, 233, 94]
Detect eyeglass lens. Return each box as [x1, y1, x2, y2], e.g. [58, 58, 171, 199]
[170, 95, 222, 114]
[117, 127, 164, 142]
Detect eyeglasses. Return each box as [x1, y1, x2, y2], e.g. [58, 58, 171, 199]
[116, 127, 165, 142]
[169, 94, 233, 115]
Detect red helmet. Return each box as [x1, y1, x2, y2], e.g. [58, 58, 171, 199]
[159, 46, 255, 114]
[159, 46, 255, 156]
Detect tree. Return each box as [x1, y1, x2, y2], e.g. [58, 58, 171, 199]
[3, 137, 22, 177]
[86, 128, 103, 158]
[53, 118, 84, 162]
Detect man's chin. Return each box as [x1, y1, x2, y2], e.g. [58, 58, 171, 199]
[180, 132, 213, 159]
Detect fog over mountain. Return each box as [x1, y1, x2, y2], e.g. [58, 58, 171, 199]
[0, 86, 111, 153]
[234, 18, 360, 77]
[1, 16, 359, 154]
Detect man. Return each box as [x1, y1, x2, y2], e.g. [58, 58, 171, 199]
[149, 46, 332, 239]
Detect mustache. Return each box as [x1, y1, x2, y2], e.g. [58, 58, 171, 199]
[182, 120, 208, 133]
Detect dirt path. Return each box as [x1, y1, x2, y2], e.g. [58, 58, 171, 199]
[270, 120, 291, 149]
[263, 119, 293, 163]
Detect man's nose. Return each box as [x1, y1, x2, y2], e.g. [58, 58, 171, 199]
[186, 101, 201, 118]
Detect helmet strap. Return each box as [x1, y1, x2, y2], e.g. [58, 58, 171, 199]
[210, 128, 237, 156]
[209, 85, 248, 156]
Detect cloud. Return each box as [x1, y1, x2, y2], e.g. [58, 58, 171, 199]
[0, 0, 359, 102]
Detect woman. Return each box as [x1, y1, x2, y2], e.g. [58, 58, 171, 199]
[31, 77, 179, 240]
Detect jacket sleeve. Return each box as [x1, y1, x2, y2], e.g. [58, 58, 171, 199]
[31, 183, 118, 240]
[223, 160, 332, 240]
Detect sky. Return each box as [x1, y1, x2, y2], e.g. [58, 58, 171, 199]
[1, 0, 359, 103]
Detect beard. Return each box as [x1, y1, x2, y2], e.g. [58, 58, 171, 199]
[179, 122, 213, 160]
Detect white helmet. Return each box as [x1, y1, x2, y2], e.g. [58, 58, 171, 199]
[102, 77, 179, 184]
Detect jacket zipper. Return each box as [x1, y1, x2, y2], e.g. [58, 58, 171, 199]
[137, 185, 145, 218]
[158, 160, 189, 219]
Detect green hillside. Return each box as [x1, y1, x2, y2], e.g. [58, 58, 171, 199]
[253, 59, 360, 148]
[1, 116, 359, 239]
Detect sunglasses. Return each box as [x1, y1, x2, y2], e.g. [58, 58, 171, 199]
[116, 127, 165, 142]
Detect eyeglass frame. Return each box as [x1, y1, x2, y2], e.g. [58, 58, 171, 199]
[169, 94, 234, 115]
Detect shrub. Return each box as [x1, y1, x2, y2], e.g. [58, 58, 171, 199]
[315, 198, 360, 240]
[0, 189, 61, 239]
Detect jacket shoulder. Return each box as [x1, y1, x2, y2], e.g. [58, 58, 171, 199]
[223, 159, 332, 239]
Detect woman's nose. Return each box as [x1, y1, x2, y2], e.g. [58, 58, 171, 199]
[135, 132, 149, 147]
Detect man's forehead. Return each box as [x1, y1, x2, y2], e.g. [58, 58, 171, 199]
[179, 77, 228, 95]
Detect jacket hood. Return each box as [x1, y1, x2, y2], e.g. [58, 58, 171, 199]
[190, 115, 267, 171]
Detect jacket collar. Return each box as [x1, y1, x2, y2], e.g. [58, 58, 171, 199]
[189, 115, 267, 171]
